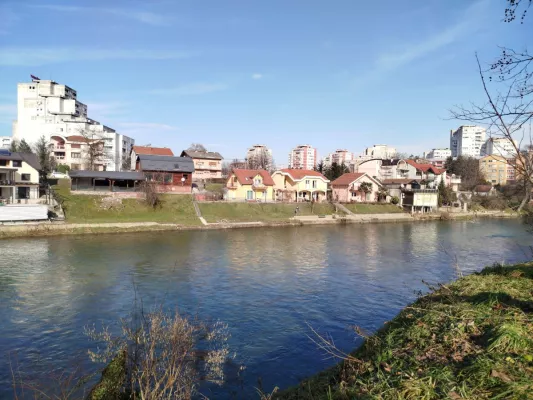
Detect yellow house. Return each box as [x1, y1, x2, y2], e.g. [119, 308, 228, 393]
[271, 169, 330, 202]
[0, 151, 41, 203]
[479, 155, 512, 185]
[225, 169, 275, 201]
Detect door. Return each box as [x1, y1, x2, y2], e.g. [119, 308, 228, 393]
[17, 186, 29, 199]
[247, 190, 254, 200]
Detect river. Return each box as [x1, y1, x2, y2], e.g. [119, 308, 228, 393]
[0, 219, 531, 399]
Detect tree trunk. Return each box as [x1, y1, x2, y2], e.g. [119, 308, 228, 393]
[518, 181, 531, 212]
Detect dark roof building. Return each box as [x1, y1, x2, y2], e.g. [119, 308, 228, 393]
[180, 150, 223, 160]
[69, 170, 145, 180]
[137, 155, 195, 173]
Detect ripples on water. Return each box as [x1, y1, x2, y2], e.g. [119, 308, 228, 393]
[0, 219, 531, 398]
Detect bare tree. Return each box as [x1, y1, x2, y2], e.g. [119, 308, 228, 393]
[187, 143, 207, 152]
[450, 1, 533, 211]
[77, 129, 114, 171]
[247, 150, 274, 172]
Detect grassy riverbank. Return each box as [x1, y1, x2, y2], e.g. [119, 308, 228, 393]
[54, 186, 200, 225]
[197, 202, 337, 223]
[343, 203, 404, 214]
[278, 262, 533, 400]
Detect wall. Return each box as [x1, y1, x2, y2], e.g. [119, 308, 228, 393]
[332, 175, 380, 203]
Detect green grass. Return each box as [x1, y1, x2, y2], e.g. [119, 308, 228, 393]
[197, 202, 336, 223]
[205, 183, 225, 193]
[343, 203, 404, 214]
[53, 186, 200, 225]
[278, 262, 533, 400]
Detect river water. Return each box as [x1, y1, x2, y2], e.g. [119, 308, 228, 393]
[0, 219, 531, 399]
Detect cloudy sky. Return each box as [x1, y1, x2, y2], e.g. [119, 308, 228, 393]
[0, 0, 529, 161]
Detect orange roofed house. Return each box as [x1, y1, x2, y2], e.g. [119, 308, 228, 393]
[331, 172, 382, 202]
[130, 146, 174, 170]
[225, 169, 275, 201]
[271, 169, 330, 202]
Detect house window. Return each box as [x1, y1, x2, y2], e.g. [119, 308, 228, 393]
[164, 173, 172, 184]
[12, 160, 22, 167]
[71, 152, 81, 159]
[183, 174, 188, 180]
[247, 190, 254, 200]
[21, 174, 30, 181]
[312, 180, 317, 188]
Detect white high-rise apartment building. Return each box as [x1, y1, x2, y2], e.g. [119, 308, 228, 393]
[331, 149, 354, 165]
[485, 137, 517, 159]
[363, 144, 397, 159]
[0, 136, 11, 149]
[246, 144, 273, 169]
[288, 144, 317, 169]
[12, 78, 134, 171]
[424, 148, 452, 160]
[450, 125, 486, 158]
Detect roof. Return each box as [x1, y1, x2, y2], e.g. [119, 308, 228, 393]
[231, 169, 274, 186]
[382, 178, 421, 185]
[475, 185, 493, 193]
[133, 146, 174, 156]
[69, 170, 145, 180]
[277, 169, 329, 181]
[405, 159, 445, 175]
[0, 151, 41, 170]
[331, 173, 366, 186]
[180, 150, 223, 160]
[137, 154, 195, 172]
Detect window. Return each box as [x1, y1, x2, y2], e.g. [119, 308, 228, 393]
[12, 160, 22, 167]
[21, 174, 30, 181]
[183, 174, 188, 180]
[247, 190, 254, 200]
[312, 180, 317, 188]
[71, 144, 81, 149]
[71, 152, 81, 159]
[0, 160, 7, 167]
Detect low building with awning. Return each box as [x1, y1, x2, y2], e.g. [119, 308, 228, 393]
[69, 170, 145, 192]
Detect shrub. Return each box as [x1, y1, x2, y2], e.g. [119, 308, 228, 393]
[391, 196, 400, 205]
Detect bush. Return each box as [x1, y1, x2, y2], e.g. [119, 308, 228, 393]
[391, 196, 399, 205]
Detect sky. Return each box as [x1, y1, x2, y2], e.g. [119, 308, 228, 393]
[0, 0, 530, 163]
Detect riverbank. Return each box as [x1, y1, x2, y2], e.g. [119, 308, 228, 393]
[277, 262, 533, 400]
[0, 210, 518, 239]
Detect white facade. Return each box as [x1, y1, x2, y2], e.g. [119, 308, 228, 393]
[288, 144, 317, 169]
[450, 126, 486, 158]
[12, 79, 134, 171]
[363, 144, 397, 159]
[424, 148, 452, 160]
[0, 136, 11, 149]
[246, 144, 273, 169]
[485, 137, 517, 159]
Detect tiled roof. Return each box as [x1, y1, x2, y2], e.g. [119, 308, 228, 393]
[331, 173, 365, 186]
[133, 146, 174, 156]
[138, 155, 195, 173]
[382, 178, 420, 185]
[231, 169, 274, 186]
[278, 169, 329, 181]
[180, 150, 223, 160]
[405, 159, 445, 175]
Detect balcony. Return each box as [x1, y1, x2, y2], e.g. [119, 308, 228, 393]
[252, 182, 266, 190]
[52, 145, 65, 150]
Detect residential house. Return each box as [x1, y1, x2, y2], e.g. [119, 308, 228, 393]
[272, 169, 330, 202]
[0, 150, 41, 203]
[135, 155, 194, 193]
[331, 172, 382, 203]
[130, 146, 174, 170]
[50, 134, 107, 171]
[402, 189, 439, 213]
[479, 155, 512, 186]
[404, 160, 447, 188]
[381, 179, 421, 204]
[180, 150, 223, 180]
[225, 169, 274, 201]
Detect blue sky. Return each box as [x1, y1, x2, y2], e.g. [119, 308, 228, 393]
[0, 0, 529, 162]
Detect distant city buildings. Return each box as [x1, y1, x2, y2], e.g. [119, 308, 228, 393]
[363, 144, 397, 160]
[0, 136, 11, 149]
[424, 148, 452, 160]
[12, 78, 134, 171]
[288, 144, 317, 170]
[246, 144, 273, 170]
[450, 125, 486, 158]
[479, 155, 513, 185]
[330, 149, 354, 165]
[485, 137, 517, 158]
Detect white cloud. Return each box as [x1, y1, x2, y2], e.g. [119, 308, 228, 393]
[252, 73, 263, 80]
[0, 47, 196, 66]
[150, 83, 228, 96]
[30, 5, 170, 26]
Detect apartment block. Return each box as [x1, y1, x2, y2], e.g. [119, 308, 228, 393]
[450, 126, 486, 158]
[288, 144, 317, 169]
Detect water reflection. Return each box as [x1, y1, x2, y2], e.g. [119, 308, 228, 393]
[0, 219, 530, 399]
